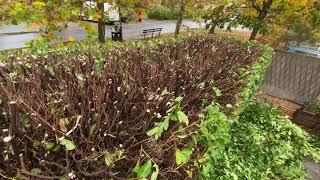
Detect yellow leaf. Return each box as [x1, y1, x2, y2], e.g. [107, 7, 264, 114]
[59, 118, 68, 133]
[68, 36, 75, 42]
[32, 1, 46, 7]
[93, 14, 102, 21]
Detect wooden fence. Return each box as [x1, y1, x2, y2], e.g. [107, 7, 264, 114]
[262, 50, 320, 104]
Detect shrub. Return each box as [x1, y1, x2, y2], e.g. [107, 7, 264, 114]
[203, 101, 320, 179]
[147, 6, 179, 20]
[147, 6, 205, 20]
[0, 35, 265, 179]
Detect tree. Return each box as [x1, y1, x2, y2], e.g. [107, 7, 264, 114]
[0, 0, 152, 44]
[203, 2, 238, 34]
[242, 0, 274, 40]
[281, 1, 320, 45]
[205, 0, 318, 40]
[1, 0, 84, 44]
[97, 1, 106, 43]
[175, 1, 186, 37]
[161, 0, 208, 37]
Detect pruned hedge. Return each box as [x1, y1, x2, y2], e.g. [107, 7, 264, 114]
[0, 35, 297, 179]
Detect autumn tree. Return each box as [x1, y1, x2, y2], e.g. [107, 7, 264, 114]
[0, 0, 87, 45]
[205, 0, 319, 40]
[161, 0, 208, 37]
[203, 1, 238, 34]
[281, 1, 320, 44]
[1, 0, 153, 44]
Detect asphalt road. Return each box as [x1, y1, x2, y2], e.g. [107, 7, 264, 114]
[0, 20, 206, 51]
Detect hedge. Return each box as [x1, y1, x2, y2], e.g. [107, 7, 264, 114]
[0, 35, 318, 179]
[200, 45, 320, 179]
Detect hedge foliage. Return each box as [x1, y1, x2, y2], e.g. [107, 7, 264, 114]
[0, 35, 264, 179]
[218, 101, 320, 179]
[0, 35, 318, 179]
[200, 46, 320, 179]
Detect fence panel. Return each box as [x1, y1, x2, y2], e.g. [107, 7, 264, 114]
[262, 50, 320, 104]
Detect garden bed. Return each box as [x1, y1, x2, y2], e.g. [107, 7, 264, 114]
[0, 35, 273, 179]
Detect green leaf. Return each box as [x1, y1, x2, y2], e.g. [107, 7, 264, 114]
[162, 118, 170, 131]
[45, 142, 55, 150]
[177, 111, 189, 125]
[59, 138, 76, 151]
[52, 144, 61, 152]
[147, 126, 160, 137]
[59, 176, 68, 180]
[207, 104, 220, 115]
[33, 141, 41, 149]
[226, 104, 233, 109]
[175, 148, 193, 165]
[177, 134, 188, 139]
[11, 19, 18, 25]
[169, 113, 178, 121]
[133, 161, 141, 174]
[160, 88, 169, 97]
[137, 160, 152, 178]
[150, 163, 159, 180]
[197, 82, 205, 89]
[89, 123, 97, 136]
[31, 168, 42, 174]
[173, 96, 183, 103]
[104, 151, 113, 166]
[213, 87, 222, 97]
[166, 106, 174, 114]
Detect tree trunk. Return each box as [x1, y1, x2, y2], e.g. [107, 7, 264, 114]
[117, 1, 123, 41]
[249, 0, 274, 41]
[250, 28, 259, 40]
[209, 24, 216, 34]
[97, 2, 105, 43]
[175, 3, 186, 38]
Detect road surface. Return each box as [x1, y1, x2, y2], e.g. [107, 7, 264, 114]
[0, 20, 205, 51]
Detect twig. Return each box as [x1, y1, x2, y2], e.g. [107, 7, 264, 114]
[66, 115, 82, 136]
[19, 154, 26, 170]
[41, 161, 68, 173]
[0, 171, 15, 180]
[19, 170, 61, 179]
[9, 101, 19, 155]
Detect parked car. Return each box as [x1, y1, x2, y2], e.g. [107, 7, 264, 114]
[82, 1, 120, 24]
[288, 45, 320, 58]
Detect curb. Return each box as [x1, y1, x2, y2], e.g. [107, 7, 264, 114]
[0, 31, 39, 36]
